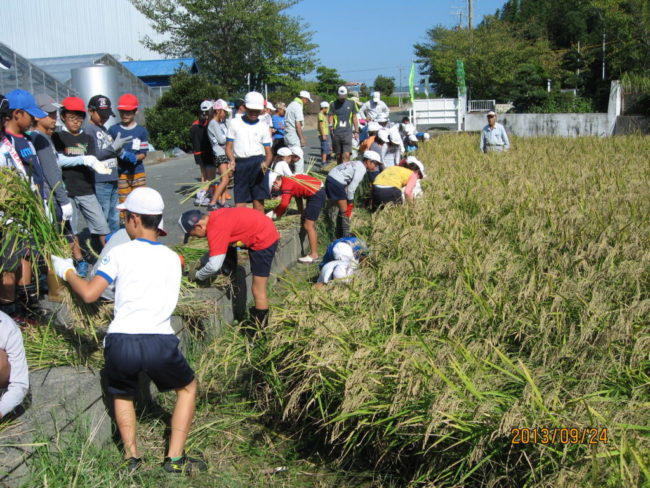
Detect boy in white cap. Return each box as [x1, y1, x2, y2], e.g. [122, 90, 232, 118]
[221, 91, 272, 213]
[284, 90, 312, 173]
[318, 101, 331, 165]
[50, 187, 205, 475]
[325, 150, 381, 237]
[206, 99, 232, 208]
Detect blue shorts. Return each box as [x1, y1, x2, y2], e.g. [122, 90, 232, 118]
[325, 176, 348, 201]
[103, 333, 194, 396]
[249, 240, 278, 277]
[372, 186, 402, 208]
[234, 155, 269, 204]
[320, 135, 331, 154]
[304, 187, 326, 221]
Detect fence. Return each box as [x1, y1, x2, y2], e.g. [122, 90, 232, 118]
[0, 42, 77, 99]
[468, 99, 495, 112]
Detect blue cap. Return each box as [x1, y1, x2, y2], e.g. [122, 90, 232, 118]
[178, 209, 204, 243]
[6, 89, 47, 118]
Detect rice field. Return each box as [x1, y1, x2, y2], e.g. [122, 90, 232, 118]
[210, 134, 650, 487]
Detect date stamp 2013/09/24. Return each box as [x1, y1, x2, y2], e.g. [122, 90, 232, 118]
[511, 428, 608, 445]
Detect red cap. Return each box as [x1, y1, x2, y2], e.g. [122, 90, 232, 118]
[61, 96, 86, 113]
[117, 93, 139, 111]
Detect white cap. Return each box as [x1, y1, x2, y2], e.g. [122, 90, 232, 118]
[423, 133, 430, 140]
[200, 100, 212, 112]
[116, 187, 167, 235]
[332, 241, 355, 262]
[367, 121, 380, 132]
[266, 101, 275, 111]
[276, 147, 292, 157]
[299, 90, 313, 102]
[377, 129, 390, 142]
[363, 150, 381, 162]
[320, 101, 330, 109]
[407, 156, 427, 178]
[266, 170, 280, 193]
[376, 113, 389, 123]
[372, 91, 380, 102]
[389, 131, 401, 144]
[289, 146, 303, 158]
[337, 86, 348, 96]
[409, 134, 418, 142]
[213, 99, 232, 112]
[487, 110, 496, 116]
[244, 91, 265, 110]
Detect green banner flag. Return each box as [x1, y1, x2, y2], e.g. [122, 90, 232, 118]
[456, 59, 466, 96]
[408, 62, 416, 102]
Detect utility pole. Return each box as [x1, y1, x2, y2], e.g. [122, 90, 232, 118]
[399, 66, 403, 107]
[467, 0, 473, 29]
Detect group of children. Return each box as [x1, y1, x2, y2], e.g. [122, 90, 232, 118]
[0, 84, 429, 476]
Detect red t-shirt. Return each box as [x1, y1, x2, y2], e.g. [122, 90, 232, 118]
[206, 207, 280, 256]
[275, 174, 322, 217]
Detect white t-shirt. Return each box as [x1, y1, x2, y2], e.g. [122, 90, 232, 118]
[96, 238, 181, 335]
[284, 99, 304, 136]
[226, 116, 272, 159]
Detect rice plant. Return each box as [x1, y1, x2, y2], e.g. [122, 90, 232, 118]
[215, 134, 650, 487]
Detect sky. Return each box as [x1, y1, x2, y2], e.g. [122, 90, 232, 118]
[287, 0, 506, 89]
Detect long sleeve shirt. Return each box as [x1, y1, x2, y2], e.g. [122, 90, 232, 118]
[29, 130, 71, 208]
[0, 312, 29, 417]
[274, 174, 322, 218]
[83, 122, 119, 183]
[327, 160, 367, 201]
[207, 119, 228, 158]
[480, 122, 510, 152]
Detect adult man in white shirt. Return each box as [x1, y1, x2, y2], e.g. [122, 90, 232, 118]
[284, 90, 312, 174]
[359, 91, 389, 122]
[480, 111, 510, 153]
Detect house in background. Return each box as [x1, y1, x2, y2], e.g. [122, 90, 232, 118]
[122, 58, 198, 96]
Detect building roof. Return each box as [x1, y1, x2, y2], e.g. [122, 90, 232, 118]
[121, 58, 197, 78]
[30, 53, 110, 84]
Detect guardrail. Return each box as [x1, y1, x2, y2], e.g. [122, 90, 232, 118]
[468, 99, 495, 112]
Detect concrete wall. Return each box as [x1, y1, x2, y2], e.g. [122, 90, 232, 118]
[613, 116, 650, 135]
[465, 112, 613, 137]
[0, 225, 308, 486]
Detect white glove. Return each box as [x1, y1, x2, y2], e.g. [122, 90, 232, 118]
[265, 210, 277, 221]
[110, 132, 133, 152]
[61, 202, 73, 221]
[51, 255, 75, 281]
[44, 203, 54, 223]
[82, 155, 111, 175]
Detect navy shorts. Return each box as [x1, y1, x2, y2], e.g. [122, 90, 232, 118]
[249, 240, 278, 277]
[320, 135, 331, 154]
[304, 187, 326, 221]
[103, 333, 194, 396]
[234, 155, 269, 204]
[372, 186, 403, 208]
[325, 176, 348, 201]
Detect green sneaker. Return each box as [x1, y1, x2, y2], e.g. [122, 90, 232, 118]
[163, 455, 207, 474]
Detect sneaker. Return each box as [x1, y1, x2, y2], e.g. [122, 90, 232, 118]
[124, 457, 142, 475]
[194, 189, 206, 206]
[199, 197, 212, 207]
[75, 260, 89, 278]
[297, 255, 319, 264]
[163, 455, 207, 475]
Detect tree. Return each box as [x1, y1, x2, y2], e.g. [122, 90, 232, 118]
[414, 19, 560, 101]
[145, 71, 225, 150]
[316, 66, 344, 96]
[131, 0, 318, 93]
[373, 75, 395, 96]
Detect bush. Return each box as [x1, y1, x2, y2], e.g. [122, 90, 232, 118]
[144, 71, 226, 151]
[528, 91, 594, 113]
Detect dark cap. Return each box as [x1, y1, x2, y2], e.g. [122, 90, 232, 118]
[178, 209, 204, 243]
[88, 95, 115, 117]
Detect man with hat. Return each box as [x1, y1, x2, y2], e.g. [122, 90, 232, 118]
[179, 207, 280, 328]
[328, 86, 359, 164]
[284, 90, 312, 173]
[85, 95, 132, 233]
[480, 111, 510, 153]
[51, 187, 207, 475]
[358, 91, 389, 123]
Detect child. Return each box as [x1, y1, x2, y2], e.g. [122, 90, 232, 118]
[325, 150, 380, 237]
[270, 147, 294, 177]
[52, 96, 110, 273]
[0, 311, 29, 419]
[85, 94, 132, 233]
[191, 100, 215, 206]
[315, 236, 368, 286]
[271, 102, 286, 154]
[179, 207, 280, 328]
[372, 156, 426, 208]
[50, 187, 205, 475]
[222, 91, 272, 212]
[108, 94, 149, 209]
[318, 101, 330, 165]
[206, 99, 232, 208]
[267, 172, 326, 263]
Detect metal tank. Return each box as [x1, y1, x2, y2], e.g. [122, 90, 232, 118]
[71, 64, 120, 128]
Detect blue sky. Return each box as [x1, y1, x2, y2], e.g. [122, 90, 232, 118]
[287, 0, 506, 89]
